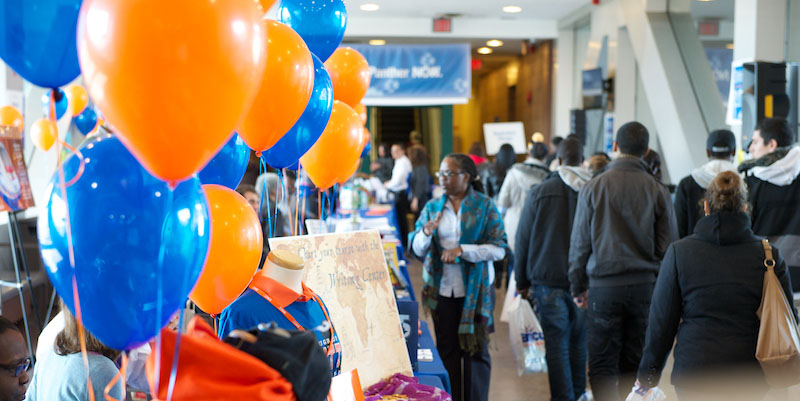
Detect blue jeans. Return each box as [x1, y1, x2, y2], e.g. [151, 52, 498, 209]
[533, 285, 587, 401]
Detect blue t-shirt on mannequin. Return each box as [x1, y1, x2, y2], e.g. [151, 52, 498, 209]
[219, 274, 342, 376]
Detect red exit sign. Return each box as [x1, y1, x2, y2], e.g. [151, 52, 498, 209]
[433, 17, 451, 33]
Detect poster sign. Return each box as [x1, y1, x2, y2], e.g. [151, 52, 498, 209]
[348, 44, 471, 106]
[0, 126, 34, 212]
[269, 230, 412, 388]
[483, 122, 527, 155]
[726, 60, 746, 126]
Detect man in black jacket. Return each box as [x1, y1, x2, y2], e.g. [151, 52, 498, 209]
[739, 117, 800, 291]
[673, 129, 737, 238]
[516, 137, 592, 401]
[568, 122, 678, 401]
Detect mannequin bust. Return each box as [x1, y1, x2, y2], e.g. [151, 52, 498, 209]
[260, 249, 305, 294]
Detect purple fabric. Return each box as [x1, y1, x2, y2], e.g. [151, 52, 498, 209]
[364, 373, 452, 401]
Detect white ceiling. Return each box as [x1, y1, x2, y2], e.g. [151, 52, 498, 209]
[347, 0, 591, 20]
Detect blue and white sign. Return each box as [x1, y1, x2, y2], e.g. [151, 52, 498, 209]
[726, 60, 746, 126]
[349, 44, 471, 106]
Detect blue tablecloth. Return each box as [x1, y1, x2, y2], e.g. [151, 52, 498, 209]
[414, 321, 451, 394]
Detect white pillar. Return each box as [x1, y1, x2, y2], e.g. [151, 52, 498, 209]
[554, 29, 575, 138]
[733, 0, 787, 62]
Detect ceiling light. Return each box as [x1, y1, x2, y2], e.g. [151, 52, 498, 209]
[477, 47, 493, 55]
[369, 39, 386, 46]
[697, 0, 713, 2]
[486, 40, 504, 47]
[503, 5, 522, 13]
[726, 43, 734, 49]
[360, 3, 380, 11]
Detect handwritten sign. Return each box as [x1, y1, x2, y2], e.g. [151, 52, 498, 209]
[270, 230, 412, 388]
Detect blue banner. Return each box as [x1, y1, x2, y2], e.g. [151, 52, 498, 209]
[349, 44, 471, 106]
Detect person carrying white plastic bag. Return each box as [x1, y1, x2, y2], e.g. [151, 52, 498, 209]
[507, 294, 547, 376]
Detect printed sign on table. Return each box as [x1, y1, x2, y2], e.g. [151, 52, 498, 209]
[270, 230, 413, 388]
[0, 126, 34, 212]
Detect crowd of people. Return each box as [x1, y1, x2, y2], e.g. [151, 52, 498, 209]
[2, 118, 799, 401]
[405, 117, 799, 401]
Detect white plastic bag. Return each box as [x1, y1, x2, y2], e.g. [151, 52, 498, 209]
[508, 295, 547, 375]
[499, 274, 518, 323]
[625, 384, 666, 401]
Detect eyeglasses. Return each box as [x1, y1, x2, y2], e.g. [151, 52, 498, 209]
[435, 170, 466, 179]
[0, 358, 31, 377]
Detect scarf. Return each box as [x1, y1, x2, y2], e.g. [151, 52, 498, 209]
[410, 189, 508, 353]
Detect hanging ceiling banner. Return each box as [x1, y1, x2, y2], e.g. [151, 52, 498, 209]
[349, 44, 471, 106]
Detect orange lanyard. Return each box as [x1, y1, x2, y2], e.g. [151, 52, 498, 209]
[249, 284, 339, 361]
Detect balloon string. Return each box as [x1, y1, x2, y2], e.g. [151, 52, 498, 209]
[59, 140, 85, 187]
[275, 169, 284, 236]
[318, 191, 322, 225]
[294, 174, 300, 236]
[103, 353, 128, 401]
[301, 190, 307, 235]
[72, 277, 96, 401]
[259, 159, 273, 239]
[166, 305, 186, 401]
[153, 188, 175, 395]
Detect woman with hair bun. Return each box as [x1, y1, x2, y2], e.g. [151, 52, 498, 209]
[634, 171, 797, 401]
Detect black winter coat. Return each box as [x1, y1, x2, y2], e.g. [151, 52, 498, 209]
[638, 211, 797, 388]
[515, 173, 578, 289]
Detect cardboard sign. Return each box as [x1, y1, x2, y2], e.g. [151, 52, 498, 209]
[0, 126, 34, 212]
[270, 230, 413, 388]
[483, 122, 527, 155]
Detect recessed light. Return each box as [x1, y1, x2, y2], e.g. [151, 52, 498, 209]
[360, 3, 380, 11]
[486, 40, 504, 47]
[477, 47, 493, 55]
[697, 0, 713, 2]
[726, 43, 734, 49]
[369, 39, 386, 46]
[503, 5, 522, 13]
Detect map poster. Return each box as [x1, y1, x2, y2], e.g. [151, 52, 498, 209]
[0, 125, 34, 212]
[269, 230, 413, 388]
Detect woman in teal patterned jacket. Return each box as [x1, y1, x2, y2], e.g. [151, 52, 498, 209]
[409, 154, 508, 401]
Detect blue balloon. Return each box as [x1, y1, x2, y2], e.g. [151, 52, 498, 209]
[37, 135, 210, 350]
[262, 54, 333, 169]
[41, 89, 68, 119]
[361, 142, 371, 158]
[198, 133, 250, 189]
[0, 0, 82, 88]
[74, 107, 98, 134]
[278, 0, 347, 62]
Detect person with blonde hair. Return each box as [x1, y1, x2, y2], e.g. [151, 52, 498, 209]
[636, 171, 797, 401]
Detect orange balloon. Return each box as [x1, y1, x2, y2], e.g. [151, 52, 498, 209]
[257, 0, 277, 12]
[325, 47, 371, 107]
[190, 184, 263, 314]
[31, 118, 57, 151]
[355, 103, 367, 125]
[362, 127, 371, 150]
[0, 106, 24, 130]
[64, 84, 89, 116]
[238, 20, 314, 153]
[338, 159, 362, 184]
[301, 101, 363, 190]
[77, 0, 267, 183]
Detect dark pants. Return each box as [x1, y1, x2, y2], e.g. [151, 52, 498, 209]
[533, 285, 587, 401]
[433, 295, 491, 401]
[586, 283, 654, 401]
[393, 190, 410, 249]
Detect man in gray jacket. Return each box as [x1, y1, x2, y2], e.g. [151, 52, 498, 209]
[568, 121, 678, 401]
